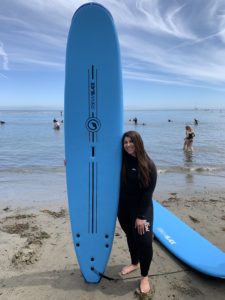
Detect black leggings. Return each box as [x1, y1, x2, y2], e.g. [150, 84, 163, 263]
[118, 206, 153, 277]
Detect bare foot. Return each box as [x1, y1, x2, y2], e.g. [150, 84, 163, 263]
[140, 276, 150, 293]
[120, 264, 139, 275]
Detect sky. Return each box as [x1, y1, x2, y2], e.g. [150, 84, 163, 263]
[1, 0, 225, 109]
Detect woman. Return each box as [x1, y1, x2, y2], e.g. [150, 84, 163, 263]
[183, 126, 195, 151]
[118, 131, 157, 295]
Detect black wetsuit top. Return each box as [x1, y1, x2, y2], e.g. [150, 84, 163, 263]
[187, 132, 195, 140]
[118, 153, 157, 220]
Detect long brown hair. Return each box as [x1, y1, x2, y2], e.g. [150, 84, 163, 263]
[121, 131, 152, 188]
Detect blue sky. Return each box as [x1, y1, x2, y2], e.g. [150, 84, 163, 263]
[1, 0, 225, 109]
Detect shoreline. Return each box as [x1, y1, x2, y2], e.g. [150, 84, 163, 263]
[1, 170, 225, 207]
[0, 188, 224, 299]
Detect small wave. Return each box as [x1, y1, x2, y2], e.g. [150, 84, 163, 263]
[0, 165, 65, 174]
[157, 169, 167, 174]
[194, 167, 217, 172]
[158, 165, 225, 174]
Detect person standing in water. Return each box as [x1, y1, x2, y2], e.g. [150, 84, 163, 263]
[194, 118, 198, 125]
[133, 117, 138, 125]
[183, 125, 195, 151]
[118, 130, 157, 295]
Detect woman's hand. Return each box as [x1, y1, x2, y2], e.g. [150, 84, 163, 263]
[135, 218, 146, 235]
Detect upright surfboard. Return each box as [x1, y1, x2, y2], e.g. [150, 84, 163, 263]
[64, 3, 123, 283]
[153, 200, 225, 278]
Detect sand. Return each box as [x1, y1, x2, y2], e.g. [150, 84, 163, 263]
[0, 189, 225, 300]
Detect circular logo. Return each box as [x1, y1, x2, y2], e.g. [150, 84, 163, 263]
[85, 117, 101, 132]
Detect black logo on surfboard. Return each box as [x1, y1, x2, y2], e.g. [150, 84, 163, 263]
[86, 117, 101, 132]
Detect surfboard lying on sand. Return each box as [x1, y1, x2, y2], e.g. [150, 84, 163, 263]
[153, 200, 225, 278]
[64, 3, 123, 283]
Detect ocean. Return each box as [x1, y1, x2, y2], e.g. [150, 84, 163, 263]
[1, 108, 225, 207]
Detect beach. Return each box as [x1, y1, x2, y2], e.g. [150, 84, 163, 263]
[0, 187, 224, 300]
[0, 108, 225, 299]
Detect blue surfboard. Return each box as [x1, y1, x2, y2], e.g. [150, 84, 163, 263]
[153, 200, 225, 278]
[64, 3, 123, 283]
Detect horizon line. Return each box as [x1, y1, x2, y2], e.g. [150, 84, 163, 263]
[0, 105, 224, 111]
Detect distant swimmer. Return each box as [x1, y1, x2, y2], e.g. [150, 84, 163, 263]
[54, 120, 61, 130]
[168, 119, 172, 122]
[194, 118, 198, 125]
[183, 125, 195, 151]
[133, 117, 138, 125]
[0, 121, 5, 125]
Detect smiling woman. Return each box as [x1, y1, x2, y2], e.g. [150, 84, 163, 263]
[118, 130, 157, 294]
[123, 136, 136, 156]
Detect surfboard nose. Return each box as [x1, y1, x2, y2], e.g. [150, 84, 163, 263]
[73, 2, 113, 22]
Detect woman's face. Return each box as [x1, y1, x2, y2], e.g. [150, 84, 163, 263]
[123, 136, 136, 156]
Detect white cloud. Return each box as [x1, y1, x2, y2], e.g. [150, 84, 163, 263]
[134, 0, 195, 39]
[0, 41, 9, 70]
[116, 0, 225, 88]
[1, 0, 225, 89]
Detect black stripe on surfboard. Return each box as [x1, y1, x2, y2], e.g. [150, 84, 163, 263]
[88, 162, 90, 233]
[95, 68, 98, 142]
[88, 161, 98, 234]
[92, 64, 94, 80]
[92, 161, 94, 233]
[95, 162, 98, 233]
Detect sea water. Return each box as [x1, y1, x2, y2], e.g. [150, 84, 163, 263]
[0, 108, 225, 207]
[0, 109, 65, 207]
[125, 109, 225, 198]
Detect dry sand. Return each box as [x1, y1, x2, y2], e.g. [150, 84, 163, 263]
[0, 189, 225, 300]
